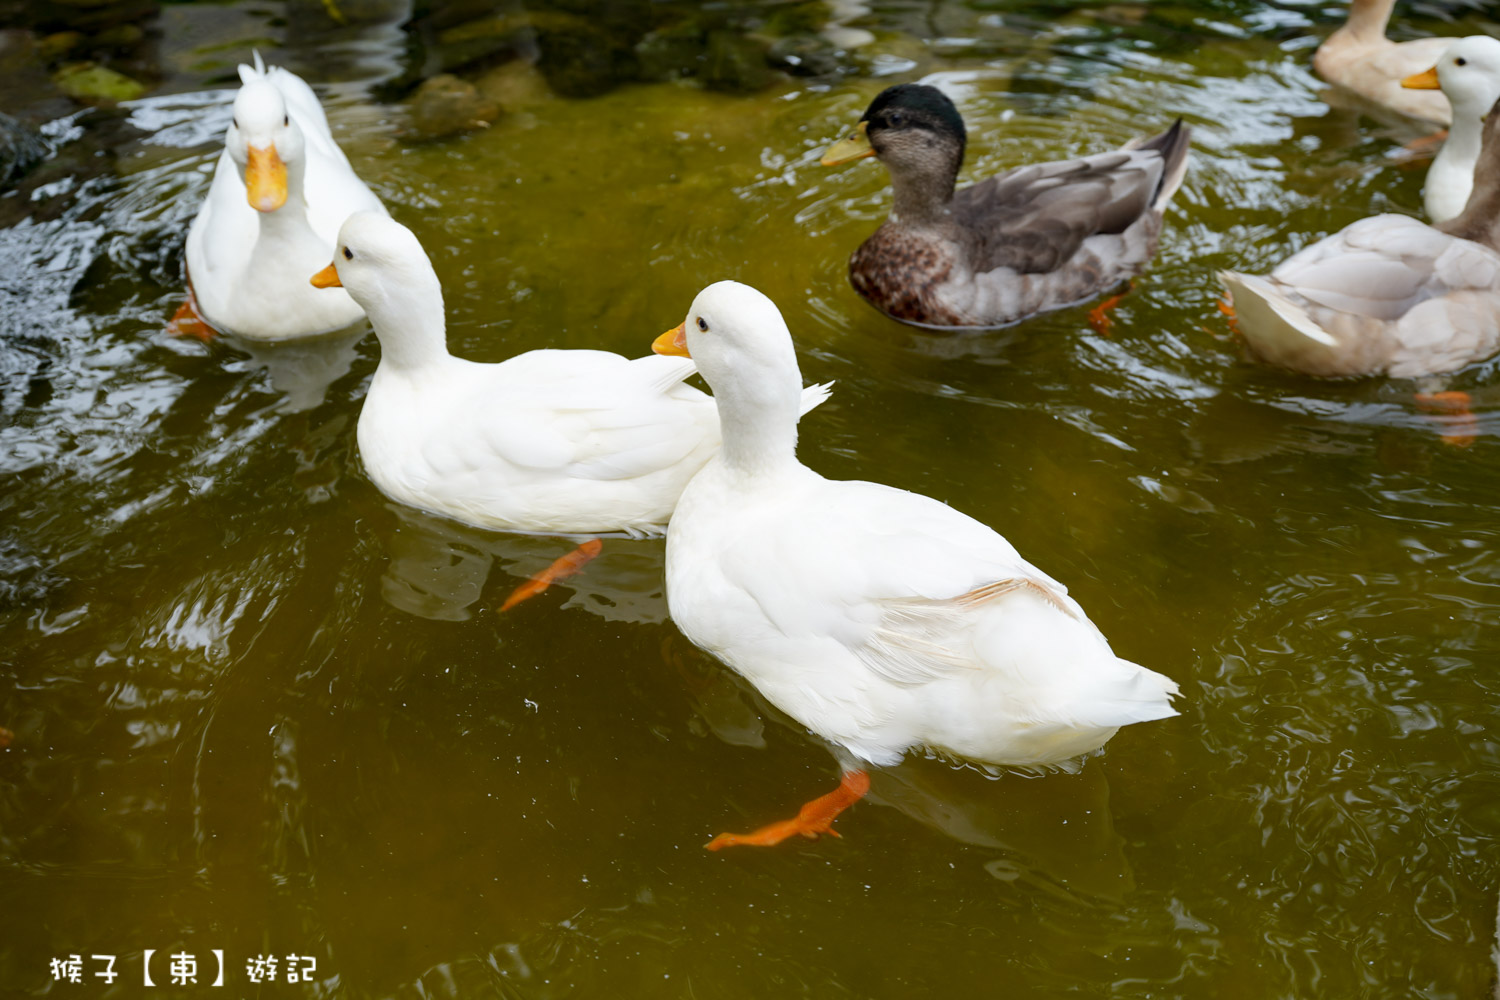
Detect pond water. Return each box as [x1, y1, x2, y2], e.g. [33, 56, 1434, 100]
[3, 0, 1500, 996]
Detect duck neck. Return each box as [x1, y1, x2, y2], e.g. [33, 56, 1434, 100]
[888, 161, 959, 228]
[1437, 105, 1485, 172]
[248, 157, 318, 250]
[712, 370, 803, 481]
[1336, 0, 1395, 43]
[366, 275, 451, 372]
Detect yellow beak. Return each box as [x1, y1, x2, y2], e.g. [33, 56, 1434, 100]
[821, 120, 875, 167]
[653, 323, 689, 357]
[1402, 66, 1441, 90]
[310, 262, 342, 288]
[246, 143, 287, 212]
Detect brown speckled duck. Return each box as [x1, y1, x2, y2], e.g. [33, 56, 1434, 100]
[821, 84, 1192, 330]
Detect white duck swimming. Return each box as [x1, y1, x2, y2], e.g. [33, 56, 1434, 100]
[179, 54, 386, 341]
[653, 281, 1178, 849]
[1219, 95, 1500, 379]
[1402, 35, 1500, 223]
[1312, 0, 1453, 127]
[311, 213, 831, 539]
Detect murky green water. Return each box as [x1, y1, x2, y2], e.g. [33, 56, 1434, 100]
[4, 0, 1500, 996]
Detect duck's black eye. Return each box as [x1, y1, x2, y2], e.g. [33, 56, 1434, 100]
[1457, 57, 1468, 66]
[283, 114, 290, 126]
[696, 317, 708, 332]
[342, 246, 353, 260]
[232, 117, 239, 130]
[888, 111, 905, 127]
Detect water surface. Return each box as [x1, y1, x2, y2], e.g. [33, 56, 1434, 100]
[3, 1, 1500, 997]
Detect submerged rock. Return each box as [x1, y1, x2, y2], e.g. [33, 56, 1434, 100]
[635, 21, 705, 82]
[0, 113, 48, 188]
[768, 34, 844, 77]
[52, 61, 146, 102]
[702, 30, 775, 93]
[409, 74, 500, 138]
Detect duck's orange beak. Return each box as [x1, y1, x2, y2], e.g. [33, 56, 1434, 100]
[310, 262, 341, 288]
[1402, 66, 1441, 90]
[246, 143, 287, 212]
[653, 323, 689, 357]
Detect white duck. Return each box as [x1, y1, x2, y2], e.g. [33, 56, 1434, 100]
[1402, 35, 1500, 223]
[653, 281, 1178, 850]
[1312, 0, 1453, 127]
[311, 213, 831, 539]
[1219, 95, 1500, 379]
[180, 54, 387, 341]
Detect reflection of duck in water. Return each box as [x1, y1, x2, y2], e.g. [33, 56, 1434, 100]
[654, 281, 1177, 848]
[379, 503, 670, 625]
[679, 639, 1135, 896]
[311, 213, 831, 608]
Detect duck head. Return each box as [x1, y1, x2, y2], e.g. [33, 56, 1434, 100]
[822, 83, 967, 218]
[312, 212, 447, 367]
[655, 281, 804, 472]
[1403, 35, 1500, 124]
[226, 78, 306, 213]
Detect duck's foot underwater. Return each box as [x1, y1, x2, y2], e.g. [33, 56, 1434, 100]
[499, 538, 604, 612]
[1414, 390, 1478, 448]
[166, 282, 219, 342]
[705, 770, 871, 850]
[1087, 281, 1135, 336]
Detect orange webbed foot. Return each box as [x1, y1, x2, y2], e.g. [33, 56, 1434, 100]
[1087, 282, 1135, 336]
[1414, 390, 1477, 448]
[166, 295, 218, 342]
[1397, 129, 1449, 164]
[705, 770, 870, 850]
[499, 538, 604, 612]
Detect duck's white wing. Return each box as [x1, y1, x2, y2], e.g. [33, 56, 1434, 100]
[448, 351, 717, 482]
[1269, 215, 1480, 317]
[1230, 215, 1500, 376]
[719, 477, 1089, 667]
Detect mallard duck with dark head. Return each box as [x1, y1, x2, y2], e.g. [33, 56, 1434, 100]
[821, 84, 1192, 330]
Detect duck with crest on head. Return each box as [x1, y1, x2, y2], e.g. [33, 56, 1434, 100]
[1220, 95, 1500, 381]
[1312, 0, 1454, 127]
[820, 83, 1191, 331]
[172, 53, 388, 342]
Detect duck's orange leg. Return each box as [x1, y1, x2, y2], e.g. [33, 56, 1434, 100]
[1087, 282, 1135, 336]
[1414, 390, 1477, 448]
[167, 274, 219, 342]
[499, 538, 604, 612]
[1217, 293, 1240, 336]
[705, 770, 870, 850]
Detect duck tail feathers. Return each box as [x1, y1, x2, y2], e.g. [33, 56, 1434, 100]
[798, 380, 835, 418]
[1139, 118, 1191, 212]
[1219, 270, 1342, 370]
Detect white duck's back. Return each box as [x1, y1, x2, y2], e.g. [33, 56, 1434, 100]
[358, 347, 724, 537]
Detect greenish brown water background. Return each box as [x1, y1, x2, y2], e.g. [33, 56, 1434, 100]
[3, 0, 1500, 996]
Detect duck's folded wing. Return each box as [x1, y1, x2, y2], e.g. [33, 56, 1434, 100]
[1271, 215, 1500, 318]
[465, 352, 717, 482]
[953, 147, 1168, 274]
[720, 478, 1094, 685]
